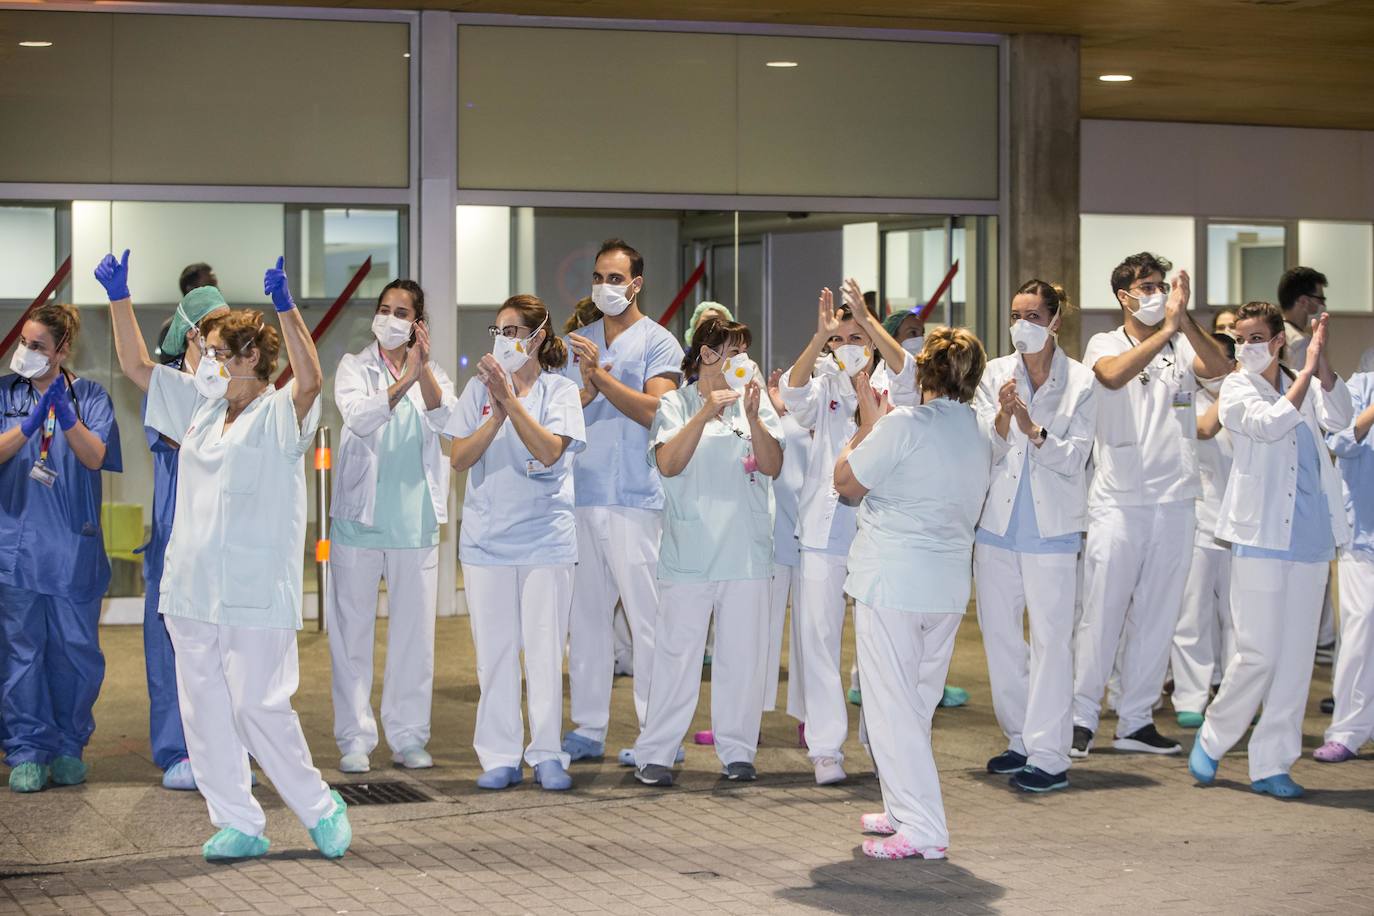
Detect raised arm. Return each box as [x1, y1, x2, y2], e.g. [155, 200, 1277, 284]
[789, 288, 840, 389]
[96, 250, 155, 392]
[843, 278, 905, 374]
[264, 257, 322, 424]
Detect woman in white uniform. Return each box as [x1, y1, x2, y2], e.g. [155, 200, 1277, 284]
[448, 295, 586, 791]
[973, 281, 1096, 793]
[781, 280, 916, 784]
[102, 250, 351, 861]
[1190, 303, 1350, 799]
[835, 327, 991, 859]
[631, 317, 784, 787]
[328, 280, 456, 775]
[1170, 333, 1238, 729]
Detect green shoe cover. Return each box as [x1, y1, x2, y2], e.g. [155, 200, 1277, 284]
[8, 762, 50, 793]
[941, 686, 970, 708]
[50, 756, 88, 786]
[202, 827, 270, 862]
[308, 790, 352, 859]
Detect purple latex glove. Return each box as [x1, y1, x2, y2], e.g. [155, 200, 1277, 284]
[19, 384, 56, 438]
[263, 256, 296, 313]
[49, 377, 77, 431]
[94, 249, 131, 301]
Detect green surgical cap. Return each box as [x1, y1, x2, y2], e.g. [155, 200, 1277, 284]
[161, 285, 229, 358]
[685, 301, 734, 347]
[883, 309, 914, 339]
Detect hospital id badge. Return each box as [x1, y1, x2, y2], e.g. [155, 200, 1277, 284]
[28, 461, 57, 488]
[1172, 390, 1193, 410]
[525, 458, 556, 479]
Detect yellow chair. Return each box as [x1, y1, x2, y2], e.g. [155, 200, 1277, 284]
[101, 502, 145, 565]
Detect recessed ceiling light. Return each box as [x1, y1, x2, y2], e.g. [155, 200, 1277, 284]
[19, 41, 53, 48]
[403, 52, 410, 58]
[766, 61, 798, 68]
[1099, 74, 1133, 82]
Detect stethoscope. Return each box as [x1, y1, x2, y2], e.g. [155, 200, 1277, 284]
[4, 370, 85, 425]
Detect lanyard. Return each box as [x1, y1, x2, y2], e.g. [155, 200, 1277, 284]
[37, 405, 55, 463]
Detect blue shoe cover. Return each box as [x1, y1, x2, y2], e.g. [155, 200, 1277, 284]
[1251, 773, 1304, 799]
[940, 686, 969, 708]
[8, 762, 49, 793]
[1188, 740, 1218, 785]
[162, 759, 197, 791]
[308, 790, 352, 858]
[618, 746, 685, 767]
[476, 766, 522, 789]
[50, 756, 87, 786]
[561, 733, 605, 761]
[203, 827, 269, 862]
[534, 760, 572, 791]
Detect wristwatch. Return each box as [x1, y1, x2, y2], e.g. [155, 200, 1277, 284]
[1032, 425, 1047, 444]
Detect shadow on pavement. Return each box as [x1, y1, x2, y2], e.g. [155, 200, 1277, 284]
[777, 849, 1005, 915]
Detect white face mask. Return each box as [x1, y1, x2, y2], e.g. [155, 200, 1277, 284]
[592, 282, 633, 317]
[492, 319, 544, 375]
[815, 353, 842, 377]
[1131, 291, 1167, 326]
[831, 344, 871, 376]
[193, 356, 233, 400]
[371, 313, 412, 351]
[1237, 340, 1277, 374]
[1010, 318, 1053, 354]
[900, 335, 925, 356]
[10, 345, 48, 380]
[721, 354, 756, 392]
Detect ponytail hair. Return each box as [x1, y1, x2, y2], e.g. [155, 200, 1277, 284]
[499, 294, 566, 370]
[1015, 278, 1072, 317]
[30, 302, 80, 354]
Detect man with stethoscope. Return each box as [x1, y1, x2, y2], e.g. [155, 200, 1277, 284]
[1071, 252, 1232, 759]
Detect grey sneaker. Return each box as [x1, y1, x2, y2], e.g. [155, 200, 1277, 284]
[635, 764, 673, 786]
[724, 761, 757, 781]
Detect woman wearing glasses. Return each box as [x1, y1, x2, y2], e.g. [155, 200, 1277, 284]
[328, 280, 456, 776]
[447, 295, 586, 792]
[0, 302, 122, 794]
[101, 250, 351, 861]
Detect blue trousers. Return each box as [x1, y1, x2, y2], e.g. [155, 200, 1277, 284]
[141, 549, 188, 772]
[0, 585, 104, 766]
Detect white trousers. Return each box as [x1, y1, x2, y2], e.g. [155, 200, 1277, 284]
[765, 562, 800, 713]
[1327, 551, 1374, 750]
[855, 603, 961, 850]
[974, 544, 1077, 774]
[613, 603, 634, 673]
[463, 564, 573, 771]
[165, 615, 333, 837]
[1074, 501, 1195, 735]
[794, 549, 852, 762]
[1171, 544, 1235, 714]
[567, 506, 662, 743]
[1199, 556, 1326, 781]
[633, 578, 769, 768]
[327, 542, 438, 757]
[1319, 577, 1338, 648]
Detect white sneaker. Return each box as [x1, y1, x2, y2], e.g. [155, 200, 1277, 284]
[393, 747, 434, 769]
[338, 752, 371, 774]
[814, 757, 847, 785]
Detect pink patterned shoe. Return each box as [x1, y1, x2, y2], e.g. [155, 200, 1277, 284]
[861, 834, 947, 860]
[693, 730, 715, 745]
[797, 723, 808, 749]
[1313, 740, 1357, 763]
[860, 812, 896, 835]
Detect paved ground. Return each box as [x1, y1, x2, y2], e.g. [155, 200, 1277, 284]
[2, 613, 1372, 915]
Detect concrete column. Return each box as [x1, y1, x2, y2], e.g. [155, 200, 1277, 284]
[1007, 34, 1081, 357]
[418, 11, 460, 614]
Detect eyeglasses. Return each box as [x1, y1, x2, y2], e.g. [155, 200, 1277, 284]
[201, 345, 244, 362]
[1307, 294, 1327, 303]
[1130, 282, 1168, 296]
[487, 325, 535, 340]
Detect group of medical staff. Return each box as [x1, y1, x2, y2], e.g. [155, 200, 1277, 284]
[1, 234, 1371, 863]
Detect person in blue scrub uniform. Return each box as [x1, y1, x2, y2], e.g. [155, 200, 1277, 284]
[0, 302, 122, 793]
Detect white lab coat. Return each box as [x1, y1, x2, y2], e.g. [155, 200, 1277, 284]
[1215, 369, 1352, 551]
[331, 343, 457, 527]
[973, 348, 1097, 539]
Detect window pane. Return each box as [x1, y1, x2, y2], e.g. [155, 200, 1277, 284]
[1298, 220, 1373, 313]
[1080, 215, 1195, 309]
[300, 207, 402, 301]
[0, 205, 58, 299]
[1206, 223, 1285, 307]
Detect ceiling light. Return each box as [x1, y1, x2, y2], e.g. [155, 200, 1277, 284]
[766, 61, 798, 68]
[403, 52, 410, 58]
[19, 41, 53, 48]
[1099, 74, 1133, 82]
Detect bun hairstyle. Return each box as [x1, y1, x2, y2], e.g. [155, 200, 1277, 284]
[202, 309, 280, 382]
[682, 316, 751, 379]
[1015, 279, 1071, 317]
[563, 295, 602, 334]
[30, 302, 80, 355]
[916, 326, 987, 404]
[499, 294, 567, 370]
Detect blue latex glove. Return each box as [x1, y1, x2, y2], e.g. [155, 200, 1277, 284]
[264, 256, 296, 313]
[49, 377, 77, 431]
[19, 384, 56, 438]
[94, 249, 131, 301]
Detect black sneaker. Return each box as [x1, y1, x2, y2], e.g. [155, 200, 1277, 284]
[1113, 723, 1182, 755]
[723, 761, 757, 781]
[1321, 696, 1335, 715]
[986, 750, 1029, 774]
[1010, 766, 1069, 793]
[635, 764, 674, 786]
[1070, 726, 1093, 758]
